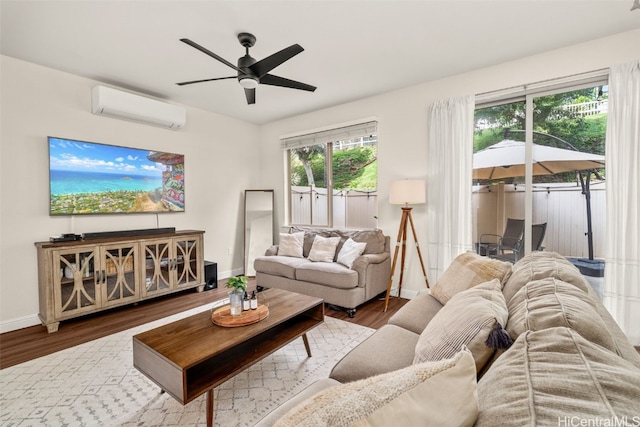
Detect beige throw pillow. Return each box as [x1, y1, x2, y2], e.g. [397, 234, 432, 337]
[431, 252, 512, 305]
[336, 238, 367, 268]
[289, 227, 334, 257]
[335, 229, 386, 255]
[414, 279, 510, 372]
[277, 232, 305, 258]
[275, 348, 478, 427]
[308, 235, 341, 262]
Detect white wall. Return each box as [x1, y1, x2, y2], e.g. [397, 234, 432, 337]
[2, 29, 638, 332]
[0, 55, 260, 331]
[258, 29, 640, 297]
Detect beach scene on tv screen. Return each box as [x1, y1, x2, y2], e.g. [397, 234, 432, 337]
[49, 137, 185, 215]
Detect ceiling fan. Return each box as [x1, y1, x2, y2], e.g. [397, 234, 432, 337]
[176, 33, 317, 105]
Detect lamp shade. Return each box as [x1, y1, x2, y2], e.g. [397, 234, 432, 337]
[389, 179, 425, 205]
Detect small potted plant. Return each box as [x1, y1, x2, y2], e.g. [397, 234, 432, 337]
[226, 276, 248, 316]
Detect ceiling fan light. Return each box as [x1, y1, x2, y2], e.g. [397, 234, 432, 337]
[239, 77, 258, 89]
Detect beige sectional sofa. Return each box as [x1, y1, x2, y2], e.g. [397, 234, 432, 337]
[254, 227, 390, 317]
[256, 251, 640, 426]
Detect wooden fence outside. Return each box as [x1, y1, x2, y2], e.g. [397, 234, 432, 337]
[290, 186, 378, 229]
[473, 182, 606, 259]
[289, 182, 606, 259]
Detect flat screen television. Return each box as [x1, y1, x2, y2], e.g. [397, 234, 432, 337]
[48, 136, 185, 215]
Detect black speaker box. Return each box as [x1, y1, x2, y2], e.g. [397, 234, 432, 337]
[83, 227, 176, 240]
[204, 261, 218, 291]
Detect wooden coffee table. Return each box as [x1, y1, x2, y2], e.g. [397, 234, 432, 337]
[132, 288, 324, 426]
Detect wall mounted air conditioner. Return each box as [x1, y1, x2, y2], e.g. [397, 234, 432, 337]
[91, 86, 186, 130]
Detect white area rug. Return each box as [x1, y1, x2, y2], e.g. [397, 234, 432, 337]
[0, 306, 374, 426]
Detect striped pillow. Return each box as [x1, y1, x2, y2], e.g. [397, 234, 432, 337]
[413, 279, 509, 373]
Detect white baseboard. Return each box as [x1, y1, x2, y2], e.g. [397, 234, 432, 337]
[0, 314, 41, 334]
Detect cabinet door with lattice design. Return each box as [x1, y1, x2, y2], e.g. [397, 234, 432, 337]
[98, 243, 139, 308]
[140, 239, 174, 297]
[52, 247, 99, 319]
[174, 236, 201, 289]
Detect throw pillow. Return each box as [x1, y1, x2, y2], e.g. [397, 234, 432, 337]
[290, 227, 334, 257]
[336, 237, 367, 268]
[275, 348, 478, 427]
[335, 229, 386, 255]
[430, 252, 512, 305]
[414, 278, 510, 373]
[277, 232, 305, 258]
[307, 235, 341, 262]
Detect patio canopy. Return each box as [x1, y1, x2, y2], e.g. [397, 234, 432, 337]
[473, 139, 605, 180]
[473, 138, 605, 260]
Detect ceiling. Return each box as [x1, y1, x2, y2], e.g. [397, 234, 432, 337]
[1, 1, 639, 125]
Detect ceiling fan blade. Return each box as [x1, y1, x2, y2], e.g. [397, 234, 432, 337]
[260, 74, 316, 92]
[244, 88, 256, 105]
[176, 76, 236, 86]
[180, 38, 245, 74]
[250, 44, 304, 78]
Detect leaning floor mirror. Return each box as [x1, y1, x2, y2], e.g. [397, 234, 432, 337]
[244, 189, 274, 276]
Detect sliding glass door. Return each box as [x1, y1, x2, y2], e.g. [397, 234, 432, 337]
[473, 83, 607, 261]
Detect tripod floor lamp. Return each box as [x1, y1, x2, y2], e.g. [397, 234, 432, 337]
[384, 179, 430, 312]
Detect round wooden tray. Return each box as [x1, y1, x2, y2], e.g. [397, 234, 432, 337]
[211, 304, 269, 327]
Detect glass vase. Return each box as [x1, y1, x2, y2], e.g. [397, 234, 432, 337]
[228, 289, 244, 316]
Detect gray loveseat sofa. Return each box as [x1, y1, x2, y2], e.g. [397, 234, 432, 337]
[256, 251, 640, 426]
[254, 227, 391, 317]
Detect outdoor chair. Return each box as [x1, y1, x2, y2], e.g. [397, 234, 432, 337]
[492, 222, 547, 263]
[476, 218, 524, 257]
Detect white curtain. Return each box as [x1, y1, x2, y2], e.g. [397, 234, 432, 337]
[426, 95, 475, 282]
[604, 60, 640, 346]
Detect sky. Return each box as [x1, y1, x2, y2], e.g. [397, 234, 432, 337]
[48, 137, 177, 176]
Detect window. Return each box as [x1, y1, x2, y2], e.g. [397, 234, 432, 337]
[282, 121, 378, 228]
[473, 76, 607, 260]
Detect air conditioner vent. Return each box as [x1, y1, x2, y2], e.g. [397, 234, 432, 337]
[91, 86, 186, 130]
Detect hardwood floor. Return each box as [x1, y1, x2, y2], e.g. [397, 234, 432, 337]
[0, 280, 408, 370]
[2, 282, 639, 370]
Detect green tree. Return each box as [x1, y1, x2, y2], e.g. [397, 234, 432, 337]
[291, 145, 325, 186]
[474, 86, 606, 184]
[332, 147, 377, 190]
[291, 145, 378, 190]
[474, 87, 603, 152]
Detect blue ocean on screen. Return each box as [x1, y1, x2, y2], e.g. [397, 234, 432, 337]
[50, 170, 162, 195]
